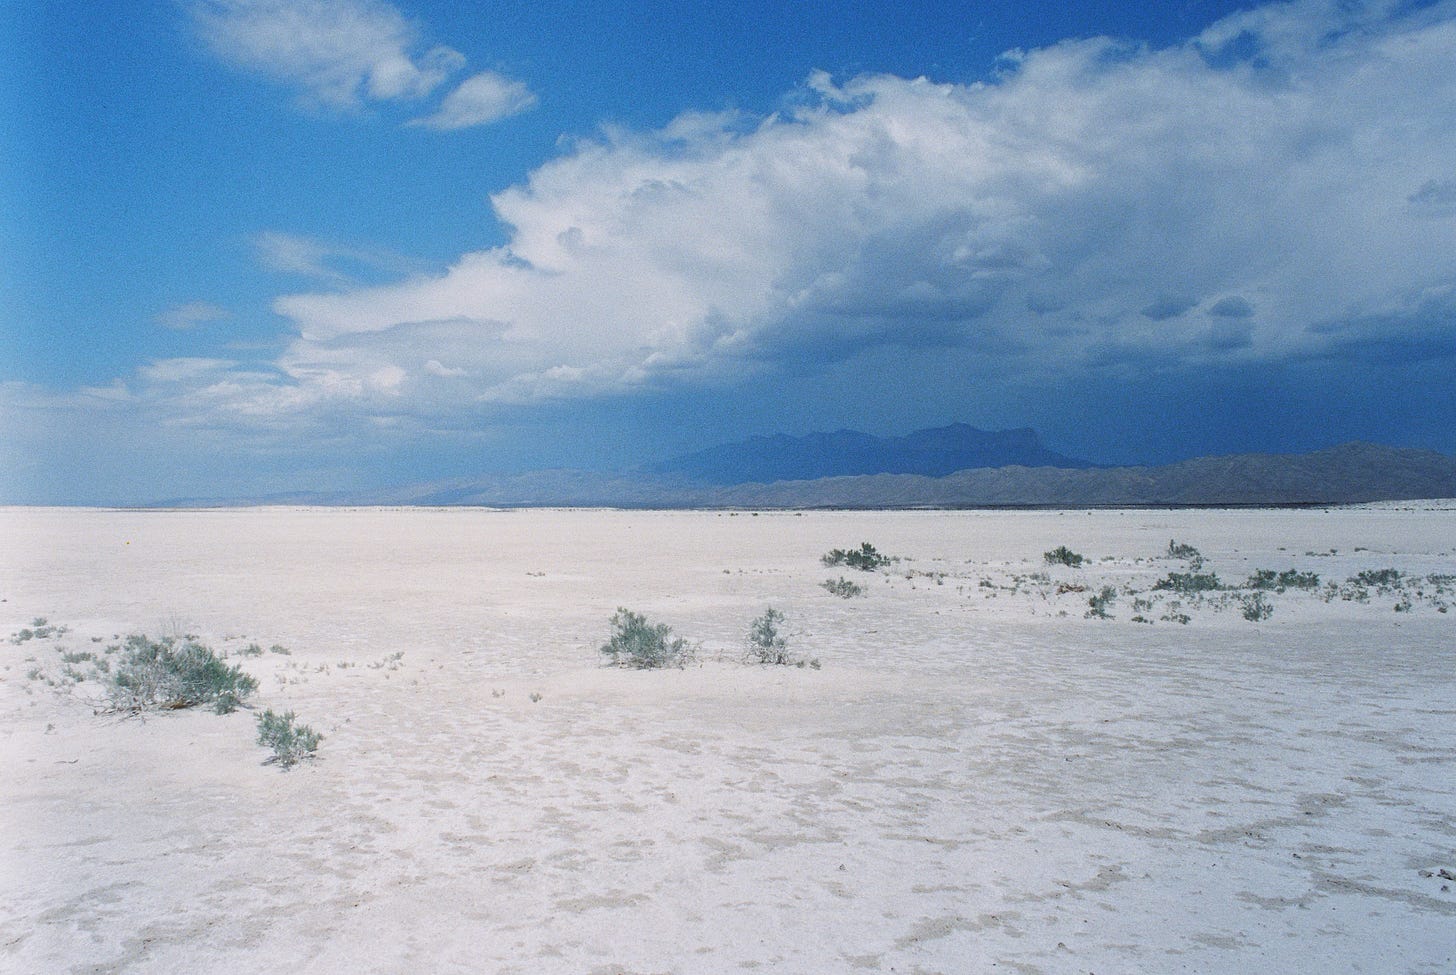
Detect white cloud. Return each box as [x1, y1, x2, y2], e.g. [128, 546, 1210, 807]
[410, 71, 536, 130]
[156, 301, 231, 330]
[134, 1, 1456, 436]
[190, 0, 531, 125]
[190, 0, 458, 107]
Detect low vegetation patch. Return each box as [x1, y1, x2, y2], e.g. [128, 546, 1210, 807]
[1247, 569, 1320, 591]
[1086, 585, 1117, 619]
[107, 634, 258, 714]
[256, 709, 321, 768]
[1166, 540, 1205, 568]
[1351, 568, 1402, 589]
[745, 608, 819, 668]
[600, 608, 695, 669]
[822, 542, 893, 571]
[1241, 592, 1274, 621]
[1043, 545, 1085, 568]
[1153, 571, 1223, 595]
[821, 577, 865, 598]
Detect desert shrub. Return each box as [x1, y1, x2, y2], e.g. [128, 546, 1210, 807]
[1240, 570, 1322, 590]
[238, 642, 264, 657]
[1241, 593, 1274, 621]
[1086, 586, 1117, 619]
[600, 608, 694, 669]
[107, 634, 258, 714]
[1153, 572, 1222, 595]
[1167, 539, 1203, 563]
[746, 607, 788, 664]
[821, 543, 892, 571]
[1247, 569, 1319, 591]
[268, 643, 291, 655]
[821, 577, 865, 598]
[256, 709, 321, 768]
[1352, 568, 1402, 588]
[1043, 545, 1085, 568]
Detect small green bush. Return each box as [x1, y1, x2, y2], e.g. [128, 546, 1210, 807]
[821, 577, 865, 598]
[256, 709, 321, 768]
[746, 608, 794, 665]
[1153, 572, 1222, 595]
[1241, 593, 1274, 621]
[600, 609, 694, 669]
[1167, 540, 1204, 566]
[108, 634, 258, 714]
[1085, 585, 1116, 619]
[1352, 568, 1402, 588]
[1043, 545, 1085, 568]
[1247, 569, 1320, 591]
[822, 543, 892, 571]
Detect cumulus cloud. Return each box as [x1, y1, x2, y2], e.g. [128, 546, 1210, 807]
[190, 0, 531, 126]
[410, 71, 536, 130]
[153, 0, 1456, 439]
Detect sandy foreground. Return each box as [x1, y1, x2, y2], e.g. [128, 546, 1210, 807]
[1, 505, 1452, 975]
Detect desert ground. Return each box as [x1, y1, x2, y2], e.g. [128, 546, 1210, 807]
[1, 504, 1453, 974]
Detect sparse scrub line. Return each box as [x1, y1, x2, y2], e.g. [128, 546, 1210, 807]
[1011, 545, 1449, 621]
[13, 625, 324, 771]
[601, 607, 819, 670]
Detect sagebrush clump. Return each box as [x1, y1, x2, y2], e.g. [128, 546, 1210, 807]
[108, 634, 258, 714]
[1241, 592, 1274, 621]
[821, 577, 865, 598]
[746, 607, 790, 664]
[1044, 545, 1085, 568]
[822, 542, 892, 571]
[600, 608, 695, 669]
[1086, 585, 1117, 619]
[1167, 540, 1205, 568]
[256, 709, 322, 768]
[1153, 571, 1222, 595]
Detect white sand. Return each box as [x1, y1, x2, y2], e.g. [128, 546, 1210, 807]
[1, 506, 1453, 974]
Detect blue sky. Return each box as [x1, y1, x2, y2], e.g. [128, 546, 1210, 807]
[4, 0, 1455, 503]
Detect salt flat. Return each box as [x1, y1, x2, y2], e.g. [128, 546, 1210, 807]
[1, 505, 1453, 974]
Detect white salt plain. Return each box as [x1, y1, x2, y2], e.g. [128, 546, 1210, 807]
[1, 505, 1453, 974]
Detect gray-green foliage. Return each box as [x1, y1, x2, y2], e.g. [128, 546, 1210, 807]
[1044, 545, 1085, 568]
[255, 709, 321, 768]
[1351, 568, 1402, 589]
[746, 607, 791, 665]
[1241, 592, 1274, 621]
[1153, 571, 1222, 595]
[822, 543, 892, 571]
[108, 634, 258, 714]
[1086, 585, 1117, 619]
[1247, 569, 1320, 591]
[821, 577, 865, 598]
[600, 608, 694, 669]
[1166, 540, 1204, 568]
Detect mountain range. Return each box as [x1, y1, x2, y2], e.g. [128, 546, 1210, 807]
[647, 424, 1091, 483]
[156, 426, 1456, 508]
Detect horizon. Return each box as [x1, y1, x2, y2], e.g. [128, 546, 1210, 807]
[5, 0, 1456, 504]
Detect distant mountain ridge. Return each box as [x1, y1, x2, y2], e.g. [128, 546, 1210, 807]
[648, 423, 1091, 484]
[152, 440, 1456, 508]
